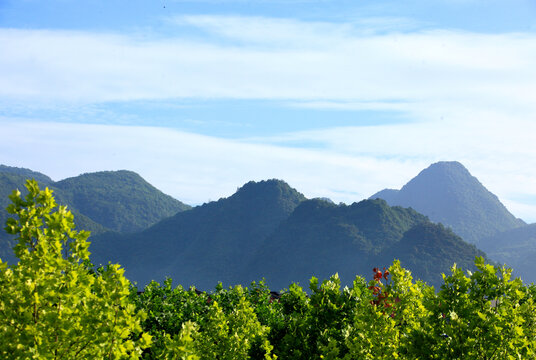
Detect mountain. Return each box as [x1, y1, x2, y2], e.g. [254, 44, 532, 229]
[477, 223, 536, 283]
[91, 186, 486, 290]
[386, 222, 486, 286]
[0, 165, 53, 184]
[0, 171, 107, 264]
[89, 179, 307, 289]
[245, 199, 484, 290]
[53, 170, 191, 233]
[1, 165, 494, 290]
[0, 166, 190, 264]
[370, 161, 525, 244]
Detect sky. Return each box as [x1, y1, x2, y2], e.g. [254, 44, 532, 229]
[1, 0, 536, 222]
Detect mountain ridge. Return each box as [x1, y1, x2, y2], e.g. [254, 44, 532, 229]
[1, 162, 517, 290]
[90, 179, 307, 289]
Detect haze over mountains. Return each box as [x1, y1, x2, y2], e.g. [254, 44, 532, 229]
[370, 161, 525, 244]
[0, 161, 534, 288]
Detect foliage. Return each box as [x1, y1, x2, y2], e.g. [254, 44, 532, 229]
[407, 257, 536, 359]
[130, 259, 536, 360]
[0, 180, 151, 359]
[131, 280, 273, 360]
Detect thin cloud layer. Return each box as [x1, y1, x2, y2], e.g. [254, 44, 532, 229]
[1, 120, 535, 222]
[0, 120, 422, 205]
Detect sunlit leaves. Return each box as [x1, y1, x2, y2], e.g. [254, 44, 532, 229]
[0, 180, 151, 359]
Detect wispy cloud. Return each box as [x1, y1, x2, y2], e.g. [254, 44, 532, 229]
[1, 15, 536, 222]
[0, 120, 422, 205]
[1, 18, 535, 107]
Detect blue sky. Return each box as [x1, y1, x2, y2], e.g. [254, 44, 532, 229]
[1, 0, 536, 222]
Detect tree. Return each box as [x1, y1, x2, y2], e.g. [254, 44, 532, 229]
[407, 257, 536, 359]
[0, 180, 151, 359]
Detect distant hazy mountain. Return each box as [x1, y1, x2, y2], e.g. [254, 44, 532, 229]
[370, 161, 524, 244]
[246, 199, 484, 290]
[478, 223, 536, 283]
[90, 179, 306, 289]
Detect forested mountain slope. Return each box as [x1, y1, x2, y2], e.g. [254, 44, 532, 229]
[246, 199, 485, 289]
[0, 165, 190, 264]
[90, 179, 307, 289]
[53, 170, 190, 232]
[91, 183, 486, 290]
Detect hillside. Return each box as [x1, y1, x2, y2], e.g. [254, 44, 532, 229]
[89, 179, 307, 289]
[0, 165, 52, 184]
[246, 199, 484, 290]
[386, 222, 486, 287]
[53, 170, 191, 233]
[91, 185, 487, 291]
[0, 166, 190, 264]
[370, 161, 524, 244]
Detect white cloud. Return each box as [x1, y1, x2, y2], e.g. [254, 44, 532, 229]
[1, 15, 536, 222]
[1, 20, 535, 107]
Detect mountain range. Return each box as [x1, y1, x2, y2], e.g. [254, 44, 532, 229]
[1, 161, 533, 289]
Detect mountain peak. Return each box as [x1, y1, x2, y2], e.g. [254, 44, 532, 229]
[370, 161, 524, 243]
[53, 170, 191, 232]
[0, 164, 53, 184]
[408, 160, 471, 182]
[233, 179, 306, 205]
[427, 160, 466, 170]
[237, 179, 295, 193]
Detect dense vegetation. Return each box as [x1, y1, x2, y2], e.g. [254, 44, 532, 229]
[132, 258, 536, 360]
[371, 161, 525, 243]
[2, 181, 536, 359]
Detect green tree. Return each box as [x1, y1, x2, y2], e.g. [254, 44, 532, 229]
[408, 257, 536, 359]
[0, 180, 151, 359]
